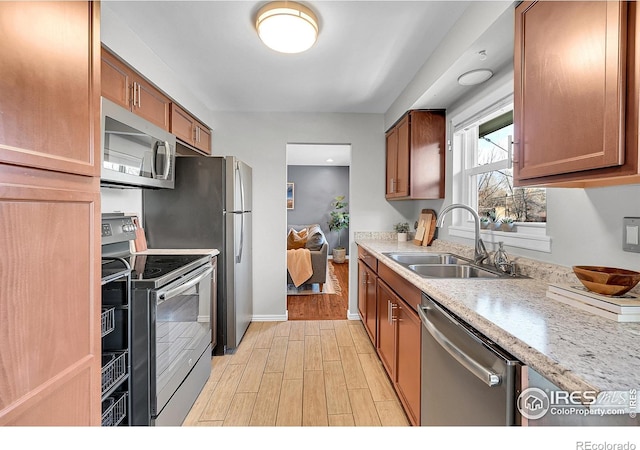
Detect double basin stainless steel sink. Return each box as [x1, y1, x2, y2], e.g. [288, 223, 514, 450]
[383, 252, 523, 279]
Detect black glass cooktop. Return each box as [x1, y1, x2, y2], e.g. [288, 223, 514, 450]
[102, 254, 209, 284]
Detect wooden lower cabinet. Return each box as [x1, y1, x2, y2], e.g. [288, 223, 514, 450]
[376, 280, 398, 377]
[395, 300, 422, 426]
[357, 260, 377, 344]
[376, 278, 421, 426]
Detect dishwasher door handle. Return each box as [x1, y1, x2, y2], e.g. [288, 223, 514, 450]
[417, 305, 501, 387]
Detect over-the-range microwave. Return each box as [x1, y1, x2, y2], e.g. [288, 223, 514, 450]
[100, 97, 176, 189]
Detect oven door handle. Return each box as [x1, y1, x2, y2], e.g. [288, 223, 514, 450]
[417, 305, 501, 387]
[157, 266, 213, 303]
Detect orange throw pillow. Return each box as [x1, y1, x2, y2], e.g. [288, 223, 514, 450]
[287, 227, 308, 249]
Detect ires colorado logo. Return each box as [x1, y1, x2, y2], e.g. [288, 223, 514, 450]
[517, 387, 637, 420]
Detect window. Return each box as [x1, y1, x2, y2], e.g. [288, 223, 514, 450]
[467, 109, 546, 223]
[450, 99, 551, 252]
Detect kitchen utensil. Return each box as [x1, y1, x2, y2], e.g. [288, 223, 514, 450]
[572, 266, 640, 296]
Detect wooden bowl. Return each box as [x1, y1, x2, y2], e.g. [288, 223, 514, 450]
[572, 266, 640, 296]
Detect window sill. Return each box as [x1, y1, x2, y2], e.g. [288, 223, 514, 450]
[448, 225, 551, 253]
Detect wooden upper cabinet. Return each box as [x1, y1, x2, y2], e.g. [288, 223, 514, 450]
[385, 110, 445, 200]
[0, 1, 100, 177]
[101, 47, 171, 131]
[514, 0, 640, 187]
[170, 103, 212, 155]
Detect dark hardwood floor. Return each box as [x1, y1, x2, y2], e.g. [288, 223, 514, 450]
[287, 259, 349, 320]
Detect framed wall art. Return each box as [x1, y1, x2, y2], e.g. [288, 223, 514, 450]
[287, 182, 294, 209]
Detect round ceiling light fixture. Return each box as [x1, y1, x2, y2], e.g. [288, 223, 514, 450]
[457, 69, 493, 86]
[255, 1, 319, 54]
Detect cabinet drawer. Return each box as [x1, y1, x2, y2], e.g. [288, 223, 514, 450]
[358, 246, 378, 272]
[378, 262, 421, 312]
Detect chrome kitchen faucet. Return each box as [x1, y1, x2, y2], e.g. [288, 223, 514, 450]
[436, 203, 490, 265]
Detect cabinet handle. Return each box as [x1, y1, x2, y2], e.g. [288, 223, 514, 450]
[131, 83, 137, 107]
[197, 126, 201, 143]
[388, 300, 397, 325]
[193, 126, 197, 142]
[137, 82, 142, 108]
[361, 271, 368, 285]
[510, 136, 518, 164]
[389, 178, 396, 194]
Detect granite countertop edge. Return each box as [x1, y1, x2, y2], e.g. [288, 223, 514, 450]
[356, 238, 640, 395]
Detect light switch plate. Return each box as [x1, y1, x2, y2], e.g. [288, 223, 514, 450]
[623, 217, 640, 253]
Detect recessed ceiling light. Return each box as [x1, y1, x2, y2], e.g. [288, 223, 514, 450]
[255, 1, 319, 54]
[457, 69, 493, 86]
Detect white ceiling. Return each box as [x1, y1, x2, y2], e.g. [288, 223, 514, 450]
[102, 0, 515, 115]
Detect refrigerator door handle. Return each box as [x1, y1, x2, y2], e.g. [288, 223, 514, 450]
[237, 212, 244, 264]
[236, 161, 246, 212]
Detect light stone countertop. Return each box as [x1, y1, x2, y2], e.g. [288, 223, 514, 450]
[356, 238, 640, 394]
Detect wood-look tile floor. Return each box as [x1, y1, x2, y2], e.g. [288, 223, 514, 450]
[183, 320, 410, 426]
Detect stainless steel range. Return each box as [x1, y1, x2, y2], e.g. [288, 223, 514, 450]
[101, 213, 212, 426]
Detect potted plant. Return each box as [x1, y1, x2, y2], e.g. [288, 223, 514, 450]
[480, 216, 491, 229]
[394, 222, 410, 241]
[500, 217, 515, 232]
[327, 195, 349, 263]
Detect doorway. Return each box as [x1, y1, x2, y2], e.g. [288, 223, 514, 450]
[285, 143, 351, 320]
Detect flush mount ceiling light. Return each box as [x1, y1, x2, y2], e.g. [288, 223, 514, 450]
[255, 1, 319, 54]
[457, 69, 493, 86]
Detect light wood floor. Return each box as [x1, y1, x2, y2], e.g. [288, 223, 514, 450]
[183, 320, 410, 426]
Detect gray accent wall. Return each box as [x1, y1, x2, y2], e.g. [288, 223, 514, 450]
[287, 165, 350, 255]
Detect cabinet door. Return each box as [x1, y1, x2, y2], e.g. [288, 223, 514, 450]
[0, 1, 100, 177]
[195, 124, 212, 155]
[364, 266, 378, 346]
[514, 1, 627, 184]
[358, 260, 368, 321]
[101, 48, 131, 110]
[395, 115, 410, 197]
[409, 111, 446, 198]
[171, 103, 196, 145]
[131, 74, 171, 131]
[376, 280, 397, 379]
[396, 301, 421, 426]
[0, 165, 101, 425]
[385, 127, 399, 197]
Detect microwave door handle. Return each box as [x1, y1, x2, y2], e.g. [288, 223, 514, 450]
[150, 141, 158, 178]
[162, 140, 171, 180]
[157, 266, 213, 304]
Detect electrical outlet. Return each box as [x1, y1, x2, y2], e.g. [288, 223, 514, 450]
[623, 217, 640, 253]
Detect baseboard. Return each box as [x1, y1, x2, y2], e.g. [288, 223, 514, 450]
[252, 313, 288, 321]
[328, 255, 350, 260]
[347, 309, 361, 320]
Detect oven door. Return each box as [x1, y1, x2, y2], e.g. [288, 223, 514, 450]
[150, 263, 213, 417]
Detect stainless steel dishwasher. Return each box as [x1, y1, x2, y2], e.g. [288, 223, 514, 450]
[418, 293, 522, 425]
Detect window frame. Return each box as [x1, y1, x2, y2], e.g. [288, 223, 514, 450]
[449, 94, 551, 253]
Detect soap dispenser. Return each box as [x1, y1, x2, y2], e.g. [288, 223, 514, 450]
[493, 241, 510, 273]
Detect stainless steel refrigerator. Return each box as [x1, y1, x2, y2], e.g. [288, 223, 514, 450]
[142, 155, 252, 355]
